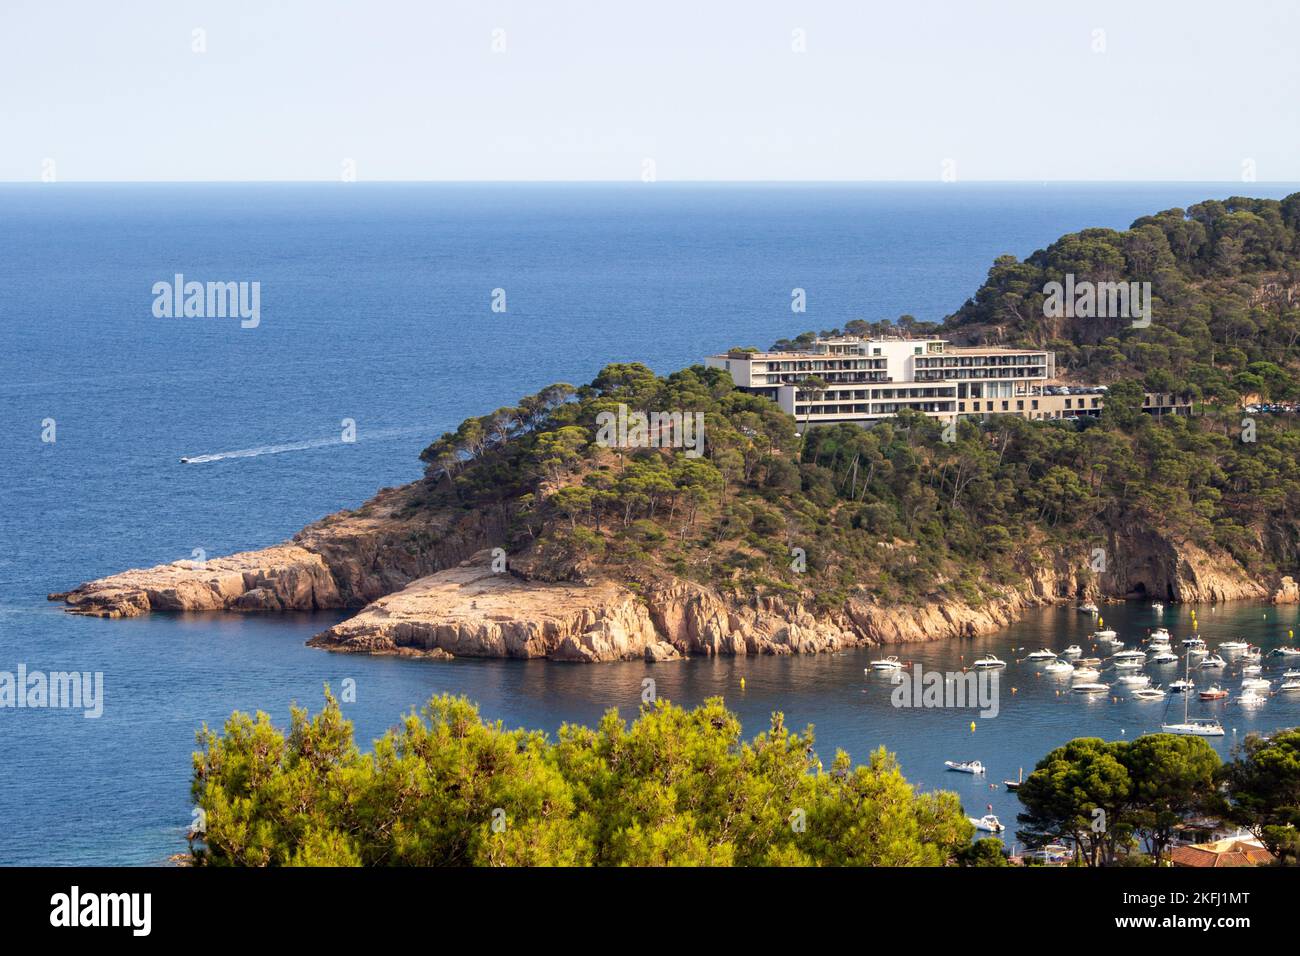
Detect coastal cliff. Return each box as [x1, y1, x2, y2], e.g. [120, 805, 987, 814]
[55, 479, 1285, 662]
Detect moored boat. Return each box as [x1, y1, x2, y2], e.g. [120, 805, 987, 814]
[868, 656, 903, 672]
[1062, 645, 1083, 658]
[1026, 648, 1057, 661]
[969, 813, 1005, 833]
[945, 760, 985, 774]
[1199, 686, 1228, 700]
[1199, 654, 1227, 669]
[1071, 682, 1110, 694]
[972, 655, 1006, 670]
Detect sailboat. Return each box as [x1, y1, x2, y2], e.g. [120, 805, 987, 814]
[1003, 768, 1024, 791]
[1162, 654, 1225, 736]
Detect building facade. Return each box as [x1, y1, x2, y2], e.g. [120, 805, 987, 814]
[706, 336, 1191, 426]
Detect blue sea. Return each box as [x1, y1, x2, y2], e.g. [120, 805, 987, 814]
[2, 182, 1299, 865]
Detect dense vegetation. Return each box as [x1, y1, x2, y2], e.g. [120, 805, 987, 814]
[1018, 728, 1300, 866]
[189, 691, 983, 866]
[406, 194, 1300, 606]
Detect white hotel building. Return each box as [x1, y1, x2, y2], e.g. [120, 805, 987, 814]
[707, 336, 1139, 426]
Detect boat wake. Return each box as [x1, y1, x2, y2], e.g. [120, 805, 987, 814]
[179, 425, 428, 464]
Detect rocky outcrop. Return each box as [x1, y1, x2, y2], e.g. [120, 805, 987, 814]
[1273, 576, 1300, 605]
[54, 479, 1293, 659]
[308, 557, 682, 663]
[60, 544, 340, 618]
[307, 553, 1047, 662]
[56, 482, 503, 618]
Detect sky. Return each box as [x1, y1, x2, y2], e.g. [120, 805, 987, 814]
[3, 0, 1298, 182]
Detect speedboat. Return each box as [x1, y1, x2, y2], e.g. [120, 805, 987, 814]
[972, 655, 1006, 670]
[969, 814, 1005, 833]
[1280, 678, 1300, 692]
[1284, 669, 1300, 679]
[1151, 602, 1165, 613]
[1116, 673, 1151, 687]
[1170, 679, 1195, 693]
[1151, 650, 1179, 664]
[1093, 629, 1118, 641]
[1133, 687, 1166, 700]
[1199, 654, 1227, 669]
[1071, 667, 1100, 680]
[1150, 628, 1172, 643]
[1273, 647, 1300, 658]
[1076, 657, 1102, 667]
[1241, 677, 1270, 692]
[1242, 664, 1262, 676]
[1243, 646, 1262, 663]
[1114, 659, 1143, 671]
[868, 656, 903, 672]
[1062, 645, 1083, 658]
[1044, 659, 1075, 675]
[1199, 686, 1229, 700]
[1239, 689, 1267, 707]
[1161, 718, 1225, 737]
[1026, 648, 1057, 660]
[179, 457, 192, 464]
[1071, 682, 1110, 694]
[1219, 640, 1248, 652]
[1114, 648, 1146, 659]
[1079, 602, 1100, 614]
[945, 760, 985, 775]
[1182, 636, 1205, 647]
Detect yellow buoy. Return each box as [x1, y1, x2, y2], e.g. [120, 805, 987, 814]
[970, 720, 977, 733]
[740, 677, 746, 691]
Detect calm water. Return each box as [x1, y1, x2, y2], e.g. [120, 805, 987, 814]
[2, 183, 1298, 865]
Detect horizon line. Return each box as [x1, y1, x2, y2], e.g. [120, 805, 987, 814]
[4, 178, 1299, 187]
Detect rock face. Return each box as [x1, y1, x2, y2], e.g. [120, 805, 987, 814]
[308, 558, 681, 662]
[61, 545, 340, 618]
[57, 483, 502, 618]
[308, 553, 1043, 661]
[1273, 576, 1300, 605]
[54, 479, 1293, 661]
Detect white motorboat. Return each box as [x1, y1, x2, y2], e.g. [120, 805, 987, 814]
[868, 656, 903, 672]
[1150, 628, 1172, 643]
[945, 760, 985, 775]
[1241, 677, 1271, 692]
[972, 655, 1006, 670]
[1219, 640, 1248, 651]
[1116, 673, 1151, 687]
[1044, 659, 1075, 675]
[1071, 667, 1100, 680]
[1183, 636, 1205, 647]
[1239, 689, 1267, 707]
[1093, 629, 1118, 640]
[1169, 679, 1195, 692]
[1026, 648, 1057, 661]
[1079, 602, 1100, 614]
[1284, 669, 1300, 679]
[1243, 646, 1262, 663]
[969, 813, 1005, 833]
[1113, 659, 1144, 671]
[1133, 687, 1166, 700]
[1243, 664, 1262, 676]
[1062, 645, 1083, 658]
[1151, 602, 1165, 612]
[1114, 648, 1146, 659]
[1151, 650, 1179, 664]
[1273, 647, 1300, 657]
[1199, 654, 1227, 669]
[1280, 678, 1300, 692]
[1071, 682, 1110, 694]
